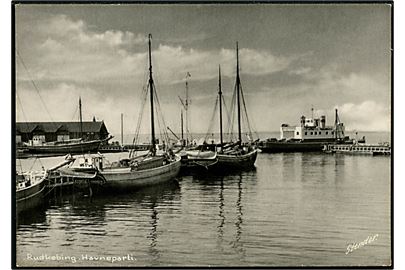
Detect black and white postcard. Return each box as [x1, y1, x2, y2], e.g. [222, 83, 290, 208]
[13, 2, 392, 268]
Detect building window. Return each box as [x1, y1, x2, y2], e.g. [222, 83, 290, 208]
[305, 132, 307, 135]
[310, 132, 313, 135]
[296, 131, 299, 135]
[326, 131, 328, 135]
[315, 132, 317, 135]
[319, 132, 321, 135]
[332, 131, 334, 135]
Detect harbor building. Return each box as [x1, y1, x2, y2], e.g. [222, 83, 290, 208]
[16, 120, 109, 145]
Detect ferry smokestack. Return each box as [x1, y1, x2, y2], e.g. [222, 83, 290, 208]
[301, 115, 305, 126]
[320, 115, 326, 128]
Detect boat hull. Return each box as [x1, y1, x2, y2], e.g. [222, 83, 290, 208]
[258, 139, 353, 153]
[216, 149, 258, 169]
[16, 178, 46, 213]
[101, 156, 182, 190]
[181, 151, 218, 171]
[25, 140, 102, 154]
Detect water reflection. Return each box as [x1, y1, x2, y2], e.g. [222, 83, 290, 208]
[15, 152, 391, 267]
[233, 174, 245, 259]
[217, 177, 225, 241]
[333, 154, 346, 186]
[147, 200, 160, 263]
[299, 153, 329, 183]
[16, 205, 47, 227]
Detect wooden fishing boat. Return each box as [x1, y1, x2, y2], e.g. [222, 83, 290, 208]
[23, 98, 112, 155]
[16, 170, 47, 213]
[79, 34, 181, 190]
[214, 43, 258, 169]
[16, 156, 76, 213]
[181, 150, 218, 170]
[24, 137, 111, 154]
[175, 72, 219, 171]
[97, 154, 181, 189]
[217, 146, 258, 169]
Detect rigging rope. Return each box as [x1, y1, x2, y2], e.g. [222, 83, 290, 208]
[153, 83, 170, 145]
[130, 84, 148, 158]
[28, 158, 37, 171]
[221, 96, 232, 142]
[240, 84, 259, 141]
[16, 91, 29, 123]
[239, 84, 254, 141]
[16, 49, 58, 130]
[227, 84, 237, 142]
[17, 159, 23, 172]
[204, 95, 219, 144]
[16, 91, 32, 141]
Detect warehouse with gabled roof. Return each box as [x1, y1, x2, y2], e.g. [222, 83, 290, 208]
[16, 120, 109, 144]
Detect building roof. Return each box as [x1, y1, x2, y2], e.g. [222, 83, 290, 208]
[16, 121, 108, 134]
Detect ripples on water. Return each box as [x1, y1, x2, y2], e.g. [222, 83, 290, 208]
[16, 152, 391, 267]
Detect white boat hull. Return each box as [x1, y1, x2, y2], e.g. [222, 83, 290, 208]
[181, 150, 218, 170]
[101, 155, 182, 189]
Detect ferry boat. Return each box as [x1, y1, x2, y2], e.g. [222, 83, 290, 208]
[323, 143, 391, 156]
[257, 109, 359, 153]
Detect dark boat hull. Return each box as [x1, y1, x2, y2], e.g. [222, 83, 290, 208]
[215, 149, 258, 169]
[258, 139, 353, 153]
[258, 141, 326, 153]
[16, 179, 46, 213]
[25, 140, 102, 154]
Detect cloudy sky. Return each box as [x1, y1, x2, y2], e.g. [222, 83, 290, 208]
[15, 4, 391, 138]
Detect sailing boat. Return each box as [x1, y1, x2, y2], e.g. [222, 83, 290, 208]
[215, 43, 258, 169]
[23, 97, 112, 154]
[16, 169, 47, 213]
[178, 72, 218, 170]
[16, 156, 75, 213]
[75, 34, 181, 189]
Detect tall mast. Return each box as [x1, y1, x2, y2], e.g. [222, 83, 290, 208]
[334, 108, 338, 140]
[185, 72, 191, 145]
[181, 110, 184, 146]
[148, 34, 156, 155]
[218, 65, 223, 151]
[236, 42, 242, 145]
[79, 96, 83, 138]
[121, 113, 124, 146]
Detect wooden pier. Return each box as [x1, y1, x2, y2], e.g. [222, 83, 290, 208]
[323, 143, 391, 156]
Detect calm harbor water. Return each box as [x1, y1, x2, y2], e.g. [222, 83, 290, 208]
[15, 132, 391, 267]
